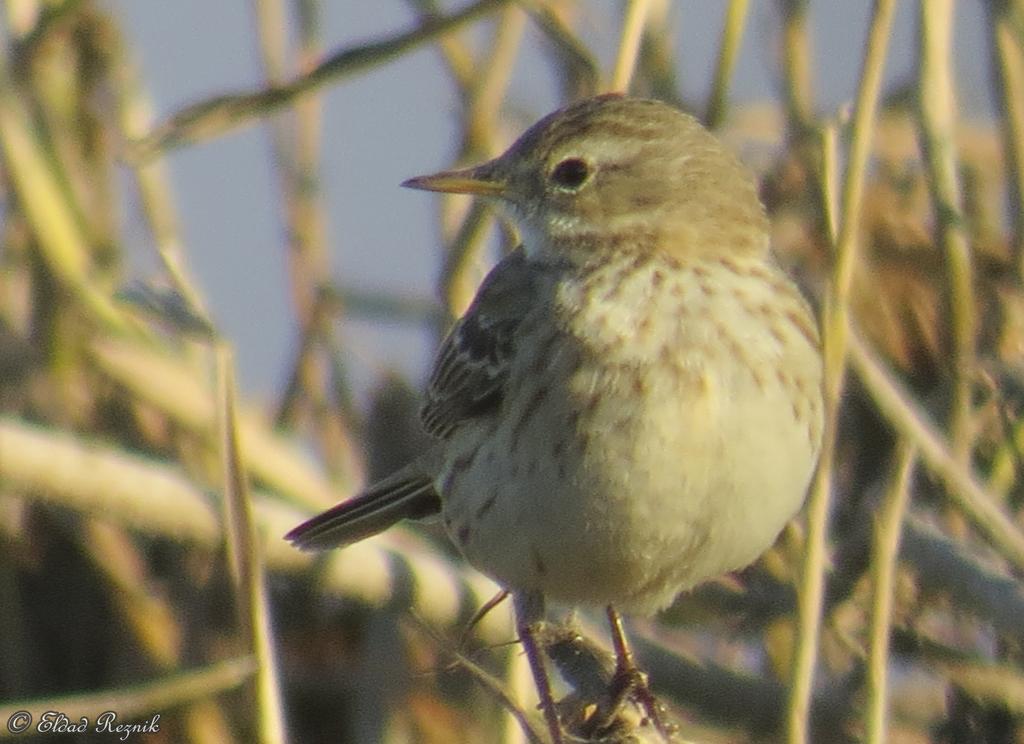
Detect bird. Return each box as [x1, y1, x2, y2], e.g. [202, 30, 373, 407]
[287, 93, 824, 742]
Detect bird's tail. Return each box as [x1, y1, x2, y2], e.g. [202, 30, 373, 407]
[285, 458, 440, 551]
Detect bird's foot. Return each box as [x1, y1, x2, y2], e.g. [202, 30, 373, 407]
[608, 663, 671, 738]
[599, 607, 674, 741]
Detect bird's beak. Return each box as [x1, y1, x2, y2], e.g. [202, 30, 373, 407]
[402, 159, 506, 197]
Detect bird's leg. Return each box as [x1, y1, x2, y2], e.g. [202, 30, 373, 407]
[514, 591, 564, 744]
[605, 605, 671, 739]
[461, 588, 510, 647]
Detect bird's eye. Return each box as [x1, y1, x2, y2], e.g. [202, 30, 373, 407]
[549, 157, 591, 190]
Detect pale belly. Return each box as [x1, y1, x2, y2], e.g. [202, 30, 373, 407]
[437, 257, 823, 613]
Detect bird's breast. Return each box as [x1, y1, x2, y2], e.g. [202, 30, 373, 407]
[439, 253, 823, 611]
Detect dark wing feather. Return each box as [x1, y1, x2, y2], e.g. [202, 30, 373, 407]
[421, 248, 540, 438]
[286, 249, 541, 552]
[285, 459, 441, 550]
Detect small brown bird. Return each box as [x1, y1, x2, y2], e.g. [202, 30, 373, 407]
[287, 93, 823, 741]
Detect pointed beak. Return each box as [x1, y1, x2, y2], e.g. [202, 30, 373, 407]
[401, 159, 507, 197]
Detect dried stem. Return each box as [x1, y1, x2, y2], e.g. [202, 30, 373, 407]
[788, 2, 898, 741]
[864, 442, 916, 744]
[848, 325, 1024, 571]
[130, 0, 512, 160]
[215, 346, 286, 744]
[777, 0, 814, 129]
[705, 0, 750, 129]
[610, 0, 653, 93]
[985, 0, 1024, 267]
[917, 0, 977, 462]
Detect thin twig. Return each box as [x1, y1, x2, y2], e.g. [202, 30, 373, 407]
[439, 200, 497, 323]
[865, 442, 916, 744]
[705, 0, 750, 129]
[984, 0, 1024, 269]
[129, 0, 511, 160]
[215, 346, 286, 744]
[917, 0, 977, 462]
[254, 0, 330, 422]
[520, 0, 600, 99]
[787, 2, 898, 741]
[106, 21, 211, 324]
[0, 52, 131, 333]
[82, 521, 182, 667]
[610, 0, 652, 93]
[320, 283, 443, 324]
[777, 0, 814, 129]
[252, 1, 363, 477]
[408, 614, 548, 744]
[847, 324, 1024, 572]
[634, 0, 683, 106]
[466, 4, 527, 146]
[423, 5, 526, 331]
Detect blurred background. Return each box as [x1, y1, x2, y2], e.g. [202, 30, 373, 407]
[2, 1, 1024, 742]
[103, 1, 995, 398]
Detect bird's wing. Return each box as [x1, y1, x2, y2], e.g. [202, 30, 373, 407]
[421, 247, 541, 439]
[285, 457, 441, 550]
[286, 249, 541, 551]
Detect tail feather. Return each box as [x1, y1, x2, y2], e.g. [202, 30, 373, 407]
[286, 462, 440, 551]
